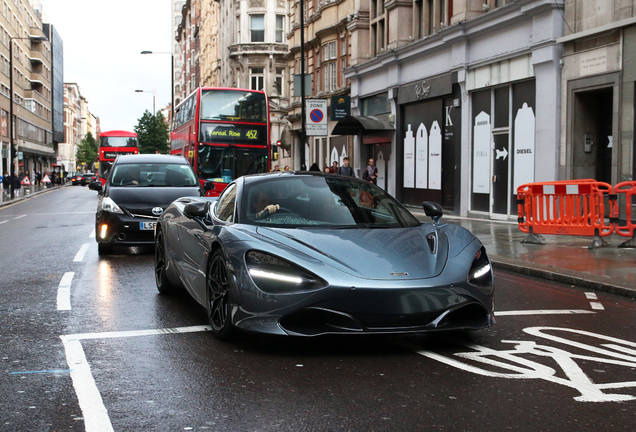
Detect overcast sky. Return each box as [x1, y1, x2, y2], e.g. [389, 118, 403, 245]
[39, 0, 172, 132]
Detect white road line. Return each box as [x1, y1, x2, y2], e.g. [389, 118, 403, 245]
[64, 325, 212, 341]
[13, 214, 26, 219]
[73, 243, 91, 262]
[60, 337, 114, 432]
[590, 302, 605, 310]
[89, 228, 95, 238]
[60, 325, 211, 431]
[0, 220, 8, 225]
[494, 309, 596, 316]
[585, 292, 598, 300]
[57, 272, 74, 311]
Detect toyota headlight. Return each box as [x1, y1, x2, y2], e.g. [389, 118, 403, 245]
[245, 250, 327, 294]
[100, 196, 123, 214]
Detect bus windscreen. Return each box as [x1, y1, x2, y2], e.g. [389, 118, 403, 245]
[199, 90, 267, 123]
[100, 136, 138, 147]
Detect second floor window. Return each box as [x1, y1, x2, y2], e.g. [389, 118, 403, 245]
[250, 15, 265, 42]
[276, 15, 285, 43]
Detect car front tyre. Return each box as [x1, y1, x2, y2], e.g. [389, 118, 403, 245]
[155, 228, 176, 294]
[206, 250, 234, 340]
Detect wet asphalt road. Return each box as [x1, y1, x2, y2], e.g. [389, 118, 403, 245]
[1, 186, 635, 431]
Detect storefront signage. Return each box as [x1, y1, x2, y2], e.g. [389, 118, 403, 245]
[513, 103, 536, 192]
[472, 111, 491, 194]
[403, 121, 442, 190]
[398, 74, 453, 105]
[330, 96, 351, 120]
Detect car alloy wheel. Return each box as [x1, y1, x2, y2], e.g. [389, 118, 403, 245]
[155, 229, 175, 294]
[206, 250, 234, 339]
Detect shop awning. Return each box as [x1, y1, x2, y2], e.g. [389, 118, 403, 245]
[332, 115, 394, 135]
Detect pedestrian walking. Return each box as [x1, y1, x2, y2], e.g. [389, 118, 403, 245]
[338, 157, 355, 177]
[2, 172, 9, 195]
[330, 161, 338, 173]
[362, 158, 378, 184]
[13, 173, 21, 196]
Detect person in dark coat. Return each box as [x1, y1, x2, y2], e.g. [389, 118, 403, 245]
[338, 157, 355, 177]
[309, 163, 320, 172]
[13, 173, 21, 196]
[362, 158, 378, 184]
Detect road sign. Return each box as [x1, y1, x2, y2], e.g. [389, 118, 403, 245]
[306, 99, 327, 136]
[20, 176, 31, 185]
[42, 174, 51, 183]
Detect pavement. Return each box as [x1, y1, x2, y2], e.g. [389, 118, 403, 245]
[411, 210, 636, 299]
[2, 185, 634, 299]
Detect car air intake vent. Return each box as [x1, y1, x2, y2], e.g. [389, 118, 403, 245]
[426, 232, 438, 254]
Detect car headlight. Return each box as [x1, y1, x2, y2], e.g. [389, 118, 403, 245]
[468, 246, 492, 288]
[245, 250, 327, 294]
[100, 196, 123, 214]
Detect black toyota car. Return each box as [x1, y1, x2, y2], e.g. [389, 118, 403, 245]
[89, 154, 210, 254]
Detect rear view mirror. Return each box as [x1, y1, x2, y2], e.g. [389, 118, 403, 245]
[88, 181, 103, 192]
[184, 201, 210, 219]
[203, 181, 215, 192]
[422, 201, 443, 225]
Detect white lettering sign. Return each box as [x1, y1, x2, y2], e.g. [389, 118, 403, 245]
[513, 103, 535, 192]
[473, 111, 491, 194]
[415, 123, 428, 189]
[403, 124, 415, 188]
[428, 121, 442, 190]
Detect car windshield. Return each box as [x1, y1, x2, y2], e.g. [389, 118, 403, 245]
[240, 175, 420, 228]
[110, 163, 198, 187]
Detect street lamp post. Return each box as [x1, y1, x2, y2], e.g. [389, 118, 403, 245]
[135, 90, 156, 116]
[9, 34, 47, 199]
[140, 51, 174, 121]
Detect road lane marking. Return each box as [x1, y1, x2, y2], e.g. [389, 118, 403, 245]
[57, 272, 74, 311]
[60, 337, 114, 432]
[60, 325, 211, 432]
[0, 220, 7, 225]
[89, 228, 95, 238]
[64, 325, 212, 341]
[494, 310, 595, 316]
[9, 369, 73, 375]
[585, 292, 604, 310]
[73, 243, 91, 262]
[13, 214, 26, 219]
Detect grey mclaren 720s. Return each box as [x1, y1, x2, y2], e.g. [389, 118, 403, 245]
[154, 171, 494, 339]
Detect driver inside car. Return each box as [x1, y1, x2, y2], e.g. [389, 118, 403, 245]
[252, 190, 279, 219]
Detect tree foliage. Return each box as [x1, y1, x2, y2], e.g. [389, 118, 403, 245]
[76, 132, 98, 171]
[134, 110, 170, 154]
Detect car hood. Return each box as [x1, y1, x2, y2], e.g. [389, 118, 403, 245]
[255, 225, 449, 280]
[108, 187, 201, 214]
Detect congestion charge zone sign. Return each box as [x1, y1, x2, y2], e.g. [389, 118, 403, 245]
[306, 99, 327, 136]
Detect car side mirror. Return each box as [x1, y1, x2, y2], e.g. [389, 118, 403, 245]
[203, 181, 215, 192]
[184, 201, 210, 219]
[88, 181, 103, 192]
[422, 201, 443, 225]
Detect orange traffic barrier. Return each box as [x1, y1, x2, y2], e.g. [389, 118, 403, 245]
[517, 180, 614, 237]
[613, 181, 636, 238]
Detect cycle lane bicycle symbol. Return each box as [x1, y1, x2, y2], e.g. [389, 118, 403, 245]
[409, 327, 636, 403]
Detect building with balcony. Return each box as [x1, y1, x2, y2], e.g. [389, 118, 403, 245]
[61, 83, 96, 173]
[0, 0, 54, 179]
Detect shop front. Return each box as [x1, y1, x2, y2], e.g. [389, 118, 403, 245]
[397, 74, 461, 212]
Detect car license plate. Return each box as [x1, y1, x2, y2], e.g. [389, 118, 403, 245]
[140, 222, 157, 230]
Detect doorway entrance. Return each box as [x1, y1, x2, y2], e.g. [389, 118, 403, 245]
[572, 87, 614, 184]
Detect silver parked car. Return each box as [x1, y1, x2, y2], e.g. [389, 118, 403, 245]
[154, 171, 495, 339]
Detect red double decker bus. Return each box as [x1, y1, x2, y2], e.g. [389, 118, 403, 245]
[98, 130, 139, 184]
[171, 87, 270, 196]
